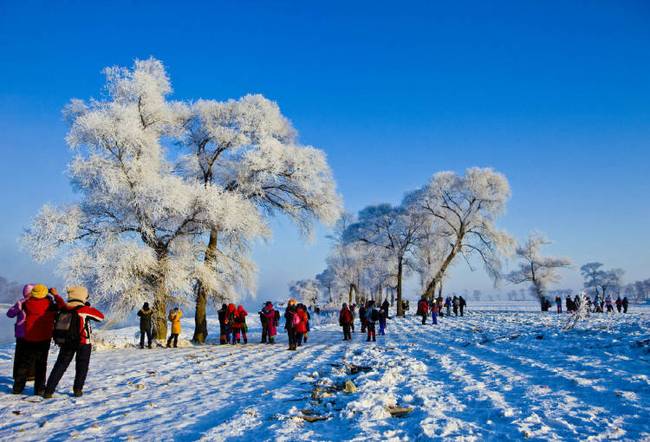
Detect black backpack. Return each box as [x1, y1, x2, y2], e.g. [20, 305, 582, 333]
[371, 308, 380, 322]
[53, 307, 83, 346]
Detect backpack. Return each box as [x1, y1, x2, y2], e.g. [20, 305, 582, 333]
[371, 308, 380, 322]
[53, 306, 83, 346]
[291, 312, 301, 327]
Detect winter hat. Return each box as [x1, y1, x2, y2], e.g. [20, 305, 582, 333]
[67, 286, 89, 303]
[22, 284, 35, 298]
[30, 284, 48, 299]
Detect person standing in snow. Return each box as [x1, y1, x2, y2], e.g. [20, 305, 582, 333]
[295, 304, 309, 346]
[615, 296, 622, 313]
[555, 296, 562, 314]
[6, 283, 34, 382]
[44, 286, 103, 398]
[445, 297, 452, 316]
[303, 305, 311, 343]
[13, 285, 66, 395]
[365, 300, 378, 342]
[218, 304, 228, 345]
[261, 302, 277, 344]
[459, 296, 467, 316]
[358, 303, 367, 333]
[417, 296, 429, 325]
[137, 302, 153, 349]
[233, 305, 248, 344]
[605, 294, 614, 313]
[452, 296, 459, 316]
[378, 302, 388, 336]
[350, 304, 356, 333]
[259, 304, 269, 343]
[166, 307, 182, 348]
[225, 303, 237, 344]
[622, 296, 629, 313]
[339, 303, 353, 341]
[436, 295, 444, 318]
[285, 299, 298, 351]
[430, 300, 440, 325]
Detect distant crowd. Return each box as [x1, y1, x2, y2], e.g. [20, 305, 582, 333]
[554, 293, 630, 314]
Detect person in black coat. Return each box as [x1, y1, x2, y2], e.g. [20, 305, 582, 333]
[137, 303, 153, 349]
[217, 304, 228, 345]
[459, 296, 467, 316]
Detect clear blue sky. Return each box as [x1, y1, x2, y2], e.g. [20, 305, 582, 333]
[1, 0, 649, 300]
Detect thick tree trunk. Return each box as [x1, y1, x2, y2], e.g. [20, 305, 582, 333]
[396, 257, 404, 317]
[152, 282, 168, 341]
[193, 229, 218, 343]
[348, 283, 354, 305]
[424, 237, 463, 299]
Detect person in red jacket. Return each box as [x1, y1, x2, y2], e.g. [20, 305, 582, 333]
[339, 303, 353, 341]
[44, 286, 104, 398]
[417, 296, 429, 325]
[12, 284, 65, 395]
[294, 304, 309, 347]
[233, 305, 248, 344]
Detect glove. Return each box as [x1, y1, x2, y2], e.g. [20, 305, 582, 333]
[49, 287, 59, 296]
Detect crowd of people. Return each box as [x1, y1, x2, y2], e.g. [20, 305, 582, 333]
[416, 295, 467, 324]
[5, 284, 104, 398]
[556, 293, 630, 314]
[338, 299, 390, 342]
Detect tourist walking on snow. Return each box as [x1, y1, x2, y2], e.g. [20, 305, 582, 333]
[166, 307, 182, 348]
[12, 284, 65, 395]
[218, 304, 228, 345]
[555, 296, 562, 313]
[417, 296, 429, 325]
[445, 296, 451, 316]
[261, 302, 277, 344]
[359, 303, 367, 333]
[365, 300, 379, 342]
[44, 286, 104, 399]
[350, 304, 356, 333]
[285, 299, 298, 351]
[378, 301, 389, 335]
[622, 296, 629, 313]
[230, 305, 248, 344]
[452, 296, 459, 316]
[615, 296, 622, 313]
[6, 283, 34, 381]
[605, 295, 614, 313]
[295, 304, 309, 346]
[339, 303, 353, 340]
[137, 302, 153, 349]
[459, 296, 467, 316]
[431, 300, 439, 325]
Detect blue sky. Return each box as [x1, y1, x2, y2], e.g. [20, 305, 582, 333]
[1, 0, 649, 300]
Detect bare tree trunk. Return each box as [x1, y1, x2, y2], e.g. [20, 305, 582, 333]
[152, 282, 168, 341]
[348, 283, 354, 305]
[193, 229, 218, 343]
[396, 257, 404, 317]
[424, 239, 463, 298]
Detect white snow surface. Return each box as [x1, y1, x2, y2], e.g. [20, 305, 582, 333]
[1, 307, 650, 441]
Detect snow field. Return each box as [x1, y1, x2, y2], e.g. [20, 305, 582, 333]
[0, 309, 649, 441]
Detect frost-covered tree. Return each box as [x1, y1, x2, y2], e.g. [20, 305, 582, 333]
[315, 268, 335, 303]
[407, 168, 514, 299]
[22, 59, 266, 339]
[344, 203, 425, 316]
[506, 232, 572, 310]
[580, 262, 624, 299]
[179, 95, 342, 342]
[289, 279, 321, 307]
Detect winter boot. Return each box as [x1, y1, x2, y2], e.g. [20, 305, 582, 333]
[73, 389, 83, 397]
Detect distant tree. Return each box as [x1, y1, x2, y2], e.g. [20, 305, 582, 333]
[580, 262, 624, 299]
[344, 203, 425, 316]
[507, 233, 572, 310]
[0, 276, 23, 304]
[407, 168, 515, 299]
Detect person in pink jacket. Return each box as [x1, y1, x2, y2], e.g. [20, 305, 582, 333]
[262, 302, 277, 344]
[6, 284, 34, 380]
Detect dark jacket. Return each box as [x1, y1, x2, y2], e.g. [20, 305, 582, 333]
[137, 308, 153, 332]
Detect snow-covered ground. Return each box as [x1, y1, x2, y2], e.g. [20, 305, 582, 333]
[1, 307, 649, 441]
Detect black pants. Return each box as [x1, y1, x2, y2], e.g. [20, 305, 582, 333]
[167, 333, 179, 348]
[261, 325, 268, 343]
[367, 323, 376, 341]
[460, 307, 464, 316]
[13, 340, 50, 394]
[342, 324, 352, 340]
[45, 344, 91, 394]
[219, 324, 227, 344]
[140, 329, 152, 348]
[295, 333, 304, 346]
[287, 329, 297, 349]
[421, 314, 427, 324]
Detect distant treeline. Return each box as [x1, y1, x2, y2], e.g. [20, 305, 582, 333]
[0, 276, 22, 303]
